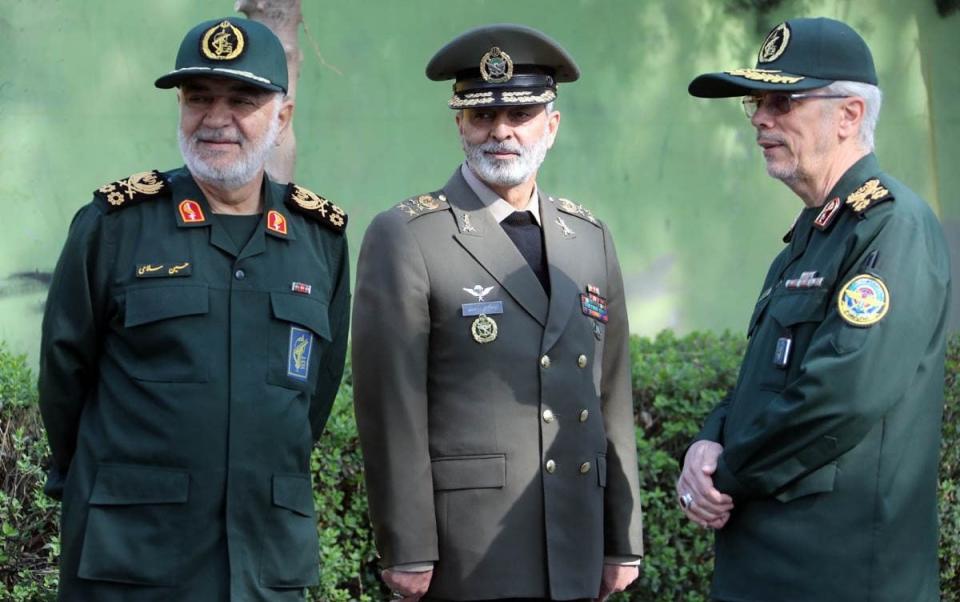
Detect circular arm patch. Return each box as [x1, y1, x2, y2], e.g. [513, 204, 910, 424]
[837, 274, 889, 327]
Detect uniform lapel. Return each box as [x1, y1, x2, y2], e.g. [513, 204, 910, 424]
[170, 169, 235, 257]
[446, 169, 548, 327]
[540, 194, 582, 352]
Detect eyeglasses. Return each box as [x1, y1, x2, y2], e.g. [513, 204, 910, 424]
[741, 93, 850, 118]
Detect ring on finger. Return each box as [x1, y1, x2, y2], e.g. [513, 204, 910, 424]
[680, 492, 694, 509]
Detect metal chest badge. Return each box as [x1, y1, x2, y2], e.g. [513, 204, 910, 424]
[837, 274, 889, 327]
[580, 284, 609, 323]
[462, 284, 502, 343]
[471, 315, 498, 344]
[287, 326, 314, 381]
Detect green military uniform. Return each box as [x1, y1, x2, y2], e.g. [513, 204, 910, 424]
[353, 169, 643, 601]
[688, 18, 950, 602]
[39, 167, 349, 601]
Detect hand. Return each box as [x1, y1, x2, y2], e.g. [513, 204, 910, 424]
[595, 563, 639, 601]
[676, 440, 734, 529]
[381, 568, 433, 601]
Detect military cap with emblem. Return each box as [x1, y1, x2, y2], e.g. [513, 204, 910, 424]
[426, 23, 580, 109]
[155, 16, 288, 93]
[688, 17, 877, 98]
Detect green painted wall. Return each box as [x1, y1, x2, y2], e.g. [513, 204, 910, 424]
[1, 0, 958, 366]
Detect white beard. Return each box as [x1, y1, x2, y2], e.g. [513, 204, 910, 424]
[461, 124, 551, 188]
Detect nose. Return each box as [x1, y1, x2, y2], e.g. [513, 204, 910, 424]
[489, 113, 513, 141]
[202, 98, 233, 128]
[750, 100, 774, 129]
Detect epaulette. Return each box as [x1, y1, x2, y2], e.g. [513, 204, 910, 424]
[552, 196, 600, 226]
[845, 178, 894, 217]
[394, 193, 449, 220]
[94, 170, 168, 212]
[285, 184, 347, 233]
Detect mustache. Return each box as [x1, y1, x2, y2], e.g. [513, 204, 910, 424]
[192, 128, 243, 144]
[477, 141, 525, 155]
[757, 133, 787, 145]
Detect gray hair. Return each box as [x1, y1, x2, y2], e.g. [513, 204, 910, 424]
[821, 80, 882, 151]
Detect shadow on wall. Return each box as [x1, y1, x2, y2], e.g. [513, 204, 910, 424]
[0, 271, 51, 313]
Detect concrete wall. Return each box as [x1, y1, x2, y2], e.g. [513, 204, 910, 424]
[1, 0, 957, 365]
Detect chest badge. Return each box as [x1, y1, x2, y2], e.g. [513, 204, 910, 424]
[178, 200, 206, 224]
[287, 326, 314, 381]
[580, 284, 609, 323]
[462, 284, 504, 317]
[291, 281, 312, 295]
[471, 314, 498, 344]
[837, 274, 889, 327]
[267, 210, 289, 235]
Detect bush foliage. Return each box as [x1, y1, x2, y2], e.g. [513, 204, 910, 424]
[2, 334, 959, 601]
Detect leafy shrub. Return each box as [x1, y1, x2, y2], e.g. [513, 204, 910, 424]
[2, 333, 959, 601]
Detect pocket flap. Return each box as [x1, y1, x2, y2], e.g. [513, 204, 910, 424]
[775, 462, 838, 503]
[432, 454, 505, 491]
[270, 292, 331, 341]
[124, 285, 209, 328]
[768, 290, 828, 327]
[89, 465, 189, 506]
[272, 474, 314, 517]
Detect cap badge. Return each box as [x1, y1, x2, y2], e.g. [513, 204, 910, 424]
[758, 22, 791, 63]
[201, 20, 246, 61]
[480, 46, 514, 83]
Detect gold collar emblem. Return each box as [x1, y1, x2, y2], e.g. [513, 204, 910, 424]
[758, 22, 790, 63]
[201, 20, 245, 61]
[480, 47, 514, 83]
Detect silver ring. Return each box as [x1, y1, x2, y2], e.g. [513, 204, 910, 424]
[680, 492, 694, 509]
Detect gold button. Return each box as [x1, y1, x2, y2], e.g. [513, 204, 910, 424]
[577, 354, 588, 368]
[540, 355, 551, 369]
[579, 461, 591, 474]
[545, 459, 557, 473]
[542, 409, 555, 423]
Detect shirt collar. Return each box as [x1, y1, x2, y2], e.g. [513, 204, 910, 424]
[460, 162, 541, 226]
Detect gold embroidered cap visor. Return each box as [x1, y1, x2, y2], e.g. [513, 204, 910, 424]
[154, 17, 288, 94]
[688, 17, 877, 98]
[426, 23, 580, 109]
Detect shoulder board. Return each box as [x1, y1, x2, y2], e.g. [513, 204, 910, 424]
[845, 178, 894, 216]
[552, 196, 600, 226]
[394, 192, 449, 221]
[94, 170, 168, 212]
[285, 184, 347, 233]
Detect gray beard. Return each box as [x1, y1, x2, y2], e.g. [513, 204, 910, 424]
[178, 116, 280, 189]
[461, 129, 550, 188]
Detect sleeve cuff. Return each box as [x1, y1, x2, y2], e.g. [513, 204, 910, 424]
[387, 562, 434, 573]
[605, 555, 643, 566]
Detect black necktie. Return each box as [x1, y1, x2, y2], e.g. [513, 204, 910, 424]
[500, 211, 550, 294]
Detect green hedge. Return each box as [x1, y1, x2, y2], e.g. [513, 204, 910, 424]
[1, 333, 958, 601]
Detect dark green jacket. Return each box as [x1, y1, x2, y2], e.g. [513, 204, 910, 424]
[697, 154, 950, 601]
[352, 168, 643, 601]
[38, 167, 350, 602]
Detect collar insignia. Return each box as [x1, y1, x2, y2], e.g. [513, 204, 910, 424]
[845, 179, 893, 215]
[201, 20, 245, 61]
[178, 199, 206, 224]
[814, 197, 842, 230]
[267, 209, 289, 235]
[480, 47, 514, 83]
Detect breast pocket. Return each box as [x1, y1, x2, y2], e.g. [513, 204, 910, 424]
[266, 292, 331, 391]
[756, 290, 828, 391]
[118, 285, 210, 382]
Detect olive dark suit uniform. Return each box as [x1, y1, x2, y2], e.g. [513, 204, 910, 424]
[352, 168, 644, 601]
[39, 167, 350, 601]
[697, 154, 950, 601]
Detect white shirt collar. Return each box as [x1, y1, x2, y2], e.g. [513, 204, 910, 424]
[460, 163, 541, 226]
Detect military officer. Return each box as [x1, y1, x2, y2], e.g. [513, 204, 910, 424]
[680, 17, 950, 601]
[38, 17, 349, 601]
[352, 24, 644, 602]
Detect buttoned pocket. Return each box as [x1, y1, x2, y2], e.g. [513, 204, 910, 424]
[431, 454, 506, 491]
[774, 462, 838, 503]
[756, 290, 828, 391]
[267, 292, 331, 391]
[78, 464, 189, 585]
[259, 473, 320, 587]
[117, 284, 210, 382]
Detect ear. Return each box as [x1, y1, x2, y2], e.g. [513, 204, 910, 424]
[544, 109, 561, 149]
[455, 110, 464, 135]
[837, 96, 864, 143]
[276, 97, 295, 136]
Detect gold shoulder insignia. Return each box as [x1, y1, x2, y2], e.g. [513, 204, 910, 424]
[95, 170, 167, 212]
[394, 192, 449, 220]
[845, 178, 893, 215]
[285, 184, 347, 233]
[553, 196, 599, 226]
